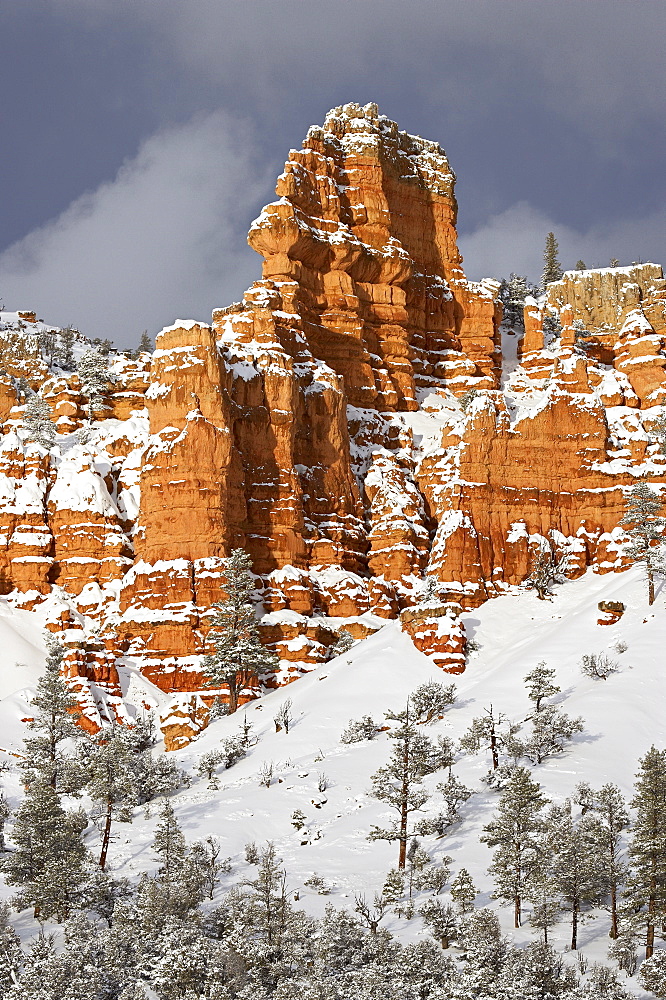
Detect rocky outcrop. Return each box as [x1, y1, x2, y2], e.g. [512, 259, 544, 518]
[2, 105, 666, 733]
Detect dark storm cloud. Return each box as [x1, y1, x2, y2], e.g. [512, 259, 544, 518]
[1, 1, 665, 342]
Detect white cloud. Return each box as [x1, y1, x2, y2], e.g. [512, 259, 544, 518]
[0, 111, 268, 346]
[460, 200, 666, 284]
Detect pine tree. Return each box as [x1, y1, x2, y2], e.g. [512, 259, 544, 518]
[77, 348, 116, 421]
[328, 629, 354, 658]
[0, 903, 21, 994]
[576, 260, 587, 270]
[203, 549, 279, 714]
[627, 746, 666, 958]
[518, 703, 584, 765]
[459, 704, 520, 771]
[546, 802, 607, 950]
[20, 635, 83, 793]
[138, 330, 153, 354]
[450, 868, 477, 913]
[620, 482, 666, 605]
[409, 679, 456, 724]
[481, 767, 549, 927]
[419, 898, 457, 948]
[81, 722, 142, 870]
[0, 791, 10, 852]
[58, 327, 76, 369]
[500, 273, 532, 332]
[542, 232, 563, 288]
[639, 950, 666, 998]
[579, 782, 629, 939]
[4, 780, 89, 921]
[368, 704, 448, 868]
[524, 662, 560, 712]
[241, 841, 290, 946]
[23, 393, 56, 449]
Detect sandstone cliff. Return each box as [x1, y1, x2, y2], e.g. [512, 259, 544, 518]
[1, 103, 665, 738]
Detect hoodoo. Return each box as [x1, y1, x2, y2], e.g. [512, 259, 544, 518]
[1, 102, 665, 735]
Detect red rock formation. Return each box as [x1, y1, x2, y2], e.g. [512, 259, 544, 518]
[2, 109, 666, 726]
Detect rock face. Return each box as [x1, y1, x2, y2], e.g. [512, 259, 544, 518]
[1, 104, 666, 737]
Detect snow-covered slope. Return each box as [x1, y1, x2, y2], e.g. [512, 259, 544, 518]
[1, 564, 661, 987]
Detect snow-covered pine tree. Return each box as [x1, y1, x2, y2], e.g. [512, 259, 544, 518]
[81, 722, 143, 870]
[241, 841, 291, 947]
[620, 482, 666, 605]
[525, 545, 569, 600]
[58, 327, 76, 369]
[500, 274, 532, 332]
[0, 903, 21, 994]
[368, 704, 448, 868]
[23, 393, 56, 449]
[328, 628, 354, 658]
[409, 679, 456, 724]
[639, 950, 666, 998]
[546, 802, 607, 950]
[459, 704, 520, 771]
[578, 783, 628, 939]
[20, 635, 83, 793]
[450, 868, 477, 913]
[524, 662, 560, 712]
[518, 703, 584, 765]
[481, 766, 549, 927]
[542, 232, 563, 288]
[419, 898, 457, 949]
[77, 348, 116, 421]
[0, 791, 9, 852]
[627, 745, 666, 958]
[202, 549, 279, 714]
[138, 330, 153, 354]
[4, 780, 90, 921]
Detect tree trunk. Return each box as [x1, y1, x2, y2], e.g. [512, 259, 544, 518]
[99, 798, 113, 870]
[571, 899, 579, 950]
[514, 893, 521, 928]
[647, 564, 655, 606]
[609, 882, 618, 939]
[441, 935, 450, 949]
[490, 727, 499, 770]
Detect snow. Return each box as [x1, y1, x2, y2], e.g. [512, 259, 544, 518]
[2, 563, 661, 990]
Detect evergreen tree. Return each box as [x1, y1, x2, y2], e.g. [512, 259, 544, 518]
[0, 790, 10, 852]
[620, 482, 666, 605]
[138, 330, 153, 354]
[328, 629, 354, 658]
[77, 348, 116, 421]
[518, 703, 584, 765]
[4, 780, 89, 921]
[409, 679, 456, 724]
[459, 704, 520, 771]
[203, 549, 279, 714]
[578, 782, 628, 939]
[481, 766, 549, 927]
[500, 273, 532, 332]
[0, 903, 21, 994]
[639, 950, 666, 998]
[419, 898, 457, 948]
[627, 745, 666, 958]
[20, 635, 83, 793]
[58, 327, 76, 369]
[450, 868, 477, 913]
[546, 802, 607, 950]
[368, 704, 448, 868]
[576, 260, 587, 270]
[23, 393, 56, 449]
[542, 232, 564, 288]
[524, 661, 560, 712]
[81, 722, 143, 870]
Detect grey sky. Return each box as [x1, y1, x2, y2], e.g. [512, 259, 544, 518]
[1, 0, 665, 345]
